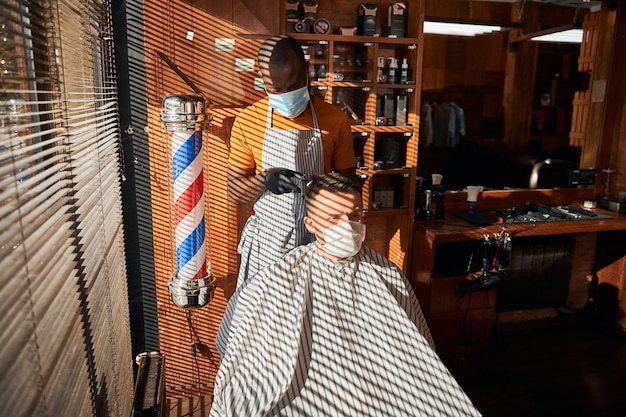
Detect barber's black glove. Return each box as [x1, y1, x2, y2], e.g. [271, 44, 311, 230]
[260, 168, 305, 195]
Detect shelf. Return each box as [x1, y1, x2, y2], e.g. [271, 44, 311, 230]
[358, 168, 413, 176]
[284, 1, 423, 271]
[321, 82, 415, 88]
[322, 81, 374, 87]
[351, 125, 414, 133]
[376, 83, 416, 89]
[364, 208, 412, 217]
[291, 33, 419, 46]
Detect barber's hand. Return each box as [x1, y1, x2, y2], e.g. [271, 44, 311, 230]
[260, 168, 305, 195]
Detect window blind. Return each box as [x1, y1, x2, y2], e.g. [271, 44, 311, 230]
[0, 1, 133, 416]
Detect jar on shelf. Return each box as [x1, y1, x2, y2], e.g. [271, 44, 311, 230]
[316, 64, 326, 80]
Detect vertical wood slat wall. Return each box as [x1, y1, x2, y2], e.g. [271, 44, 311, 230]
[570, 13, 597, 148]
[137, 0, 269, 399]
[0, 0, 134, 415]
[136, 0, 422, 398]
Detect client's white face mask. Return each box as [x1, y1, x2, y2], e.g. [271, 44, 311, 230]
[320, 220, 366, 258]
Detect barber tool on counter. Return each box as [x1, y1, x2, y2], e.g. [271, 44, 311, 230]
[430, 173, 445, 219]
[417, 173, 445, 220]
[413, 176, 424, 218]
[456, 223, 511, 295]
[466, 185, 481, 214]
[431, 186, 445, 219]
[422, 189, 433, 220]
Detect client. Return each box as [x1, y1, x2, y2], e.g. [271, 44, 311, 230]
[211, 172, 481, 416]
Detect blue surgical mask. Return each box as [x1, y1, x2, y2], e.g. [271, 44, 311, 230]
[266, 85, 310, 118]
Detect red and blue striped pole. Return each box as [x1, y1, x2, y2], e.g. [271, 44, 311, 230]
[161, 94, 215, 308]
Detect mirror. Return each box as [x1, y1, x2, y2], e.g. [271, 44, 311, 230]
[417, 0, 592, 191]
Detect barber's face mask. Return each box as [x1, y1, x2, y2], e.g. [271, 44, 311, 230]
[320, 220, 366, 259]
[266, 85, 310, 118]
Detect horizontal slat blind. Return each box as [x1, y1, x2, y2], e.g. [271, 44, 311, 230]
[0, 0, 133, 416]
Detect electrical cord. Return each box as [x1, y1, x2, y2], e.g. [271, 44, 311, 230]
[460, 290, 494, 354]
[177, 310, 204, 417]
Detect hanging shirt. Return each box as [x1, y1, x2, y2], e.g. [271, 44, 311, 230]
[212, 243, 482, 417]
[420, 102, 433, 148]
[430, 101, 456, 148]
[451, 102, 466, 147]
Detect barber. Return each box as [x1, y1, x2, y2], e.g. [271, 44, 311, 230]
[227, 35, 356, 287]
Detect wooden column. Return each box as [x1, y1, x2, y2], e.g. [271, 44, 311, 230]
[580, 3, 617, 195]
[502, 2, 539, 154]
[595, 1, 626, 198]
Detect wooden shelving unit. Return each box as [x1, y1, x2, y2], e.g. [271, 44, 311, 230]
[284, 5, 424, 271]
[530, 43, 583, 152]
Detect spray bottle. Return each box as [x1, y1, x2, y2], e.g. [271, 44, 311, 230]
[376, 57, 388, 82]
[400, 57, 409, 84]
[388, 58, 398, 84]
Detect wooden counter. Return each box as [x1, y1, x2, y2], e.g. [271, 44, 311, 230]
[416, 207, 626, 244]
[412, 206, 626, 315]
[410, 199, 626, 380]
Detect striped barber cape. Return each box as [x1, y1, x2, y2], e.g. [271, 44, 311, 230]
[211, 243, 482, 417]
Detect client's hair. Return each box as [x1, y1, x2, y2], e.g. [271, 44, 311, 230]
[304, 172, 361, 207]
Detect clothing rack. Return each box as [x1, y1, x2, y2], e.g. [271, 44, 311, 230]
[422, 97, 463, 107]
[420, 98, 466, 149]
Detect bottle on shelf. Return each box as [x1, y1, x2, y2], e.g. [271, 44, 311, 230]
[316, 64, 326, 80]
[334, 89, 346, 106]
[396, 95, 407, 125]
[314, 43, 325, 58]
[400, 58, 409, 84]
[303, 0, 318, 25]
[388, 58, 399, 84]
[333, 54, 344, 81]
[376, 57, 388, 83]
[285, 0, 300, 21]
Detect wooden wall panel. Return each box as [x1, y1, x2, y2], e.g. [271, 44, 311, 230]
[421, 32, 507, 144]
[580, 6, 616, 174]
[570, 13, 597, 149]
[570, 89, 589, 147]
[142, 0, 275, 397]
[134, 0, 626, 402]
[425, 0, 511, 23]
[601, 1, 626, 198]
[577, 2, 626, 199]
[185, 0, 279, 35]
[502, 3, 539, 153]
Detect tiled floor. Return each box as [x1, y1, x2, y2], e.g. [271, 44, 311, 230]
[460, 311, 626, 417]
[165, 309, 626, 417]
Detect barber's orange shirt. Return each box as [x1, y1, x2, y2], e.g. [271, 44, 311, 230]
[228, 96, 356, 173]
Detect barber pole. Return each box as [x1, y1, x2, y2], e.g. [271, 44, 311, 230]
[160, 94, 215, 308]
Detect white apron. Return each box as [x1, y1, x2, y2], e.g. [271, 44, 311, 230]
[236, 101, 324, 287]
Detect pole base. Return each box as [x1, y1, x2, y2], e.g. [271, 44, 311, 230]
[168, 274, 216, 309]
